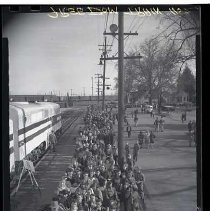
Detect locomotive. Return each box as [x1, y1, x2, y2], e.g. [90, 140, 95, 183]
[9, 102, 62, 174]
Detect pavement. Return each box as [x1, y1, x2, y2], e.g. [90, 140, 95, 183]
[168, 110, 196, 122]
[120, 109, 197, 211]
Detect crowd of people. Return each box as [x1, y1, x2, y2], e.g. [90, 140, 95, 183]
[153, 116, 165, 132]
[48, 105, 145, 211]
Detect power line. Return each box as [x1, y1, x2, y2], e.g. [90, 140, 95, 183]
[126, 18, 146, 53]
[107, 13, 116, 52]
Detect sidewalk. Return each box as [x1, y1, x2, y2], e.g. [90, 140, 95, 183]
[115, 111, 197, 211]
[168, 110, 196, 122]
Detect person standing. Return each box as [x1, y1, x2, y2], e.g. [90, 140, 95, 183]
[150, 110, 153, 117]
[124, 115, 128, 125]
[133, 141, 140, 165]
[144, 131, 150, 150]
[188, 120, 193, 133]
[126, 124, 132, 138]
[49, 130, 57, 152]
[152, 109, 155, 118]
[181, 113, 185, 123]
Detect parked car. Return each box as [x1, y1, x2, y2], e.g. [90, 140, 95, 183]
[161, 105, 175, 112]
[125, 103, 133, 108]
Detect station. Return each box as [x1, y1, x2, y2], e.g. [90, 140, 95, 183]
[2, 6, 200, 211]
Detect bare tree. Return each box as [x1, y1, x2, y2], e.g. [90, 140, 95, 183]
[155, 9, 200, 71]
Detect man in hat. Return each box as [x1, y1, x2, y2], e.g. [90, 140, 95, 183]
[100, 165, 109, 179]
[95, 168, 106, 188]
[74, 169, 82, 185]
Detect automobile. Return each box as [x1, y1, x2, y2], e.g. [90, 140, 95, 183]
[161, 105, 175, 112]
[145, 105, 153, 113]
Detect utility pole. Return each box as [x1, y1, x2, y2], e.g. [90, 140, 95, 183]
[71, 89, 73, 96]
[102, 13, 143, 168]
[98, 37, 112, 110]
[118, 12, 124, 168]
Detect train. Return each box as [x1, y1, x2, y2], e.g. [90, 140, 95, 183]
[9, 102, 62, 175]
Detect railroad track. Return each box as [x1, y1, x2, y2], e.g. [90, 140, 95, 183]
[10, 109, 84, 195]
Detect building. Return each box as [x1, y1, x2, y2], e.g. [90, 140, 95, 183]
[176, 91, 190, 103]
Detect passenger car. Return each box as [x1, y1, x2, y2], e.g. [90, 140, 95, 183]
[9, 102, 62, 173]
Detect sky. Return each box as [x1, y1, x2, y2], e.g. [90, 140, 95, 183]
[3, 10, 196, 96]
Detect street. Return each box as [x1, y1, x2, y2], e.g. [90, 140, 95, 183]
[122, 109, 197, 211]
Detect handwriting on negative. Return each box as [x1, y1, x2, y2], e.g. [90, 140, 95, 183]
[47, 7, 189, 19]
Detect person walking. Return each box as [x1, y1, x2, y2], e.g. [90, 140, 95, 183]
[138, 131, 144, 149]
[133, 141, 140, 165]
[134, 115, 138, 127]
[126, 124, 132, 138]
[154, 117, 159, 132]
[149, 131, 155, 149]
